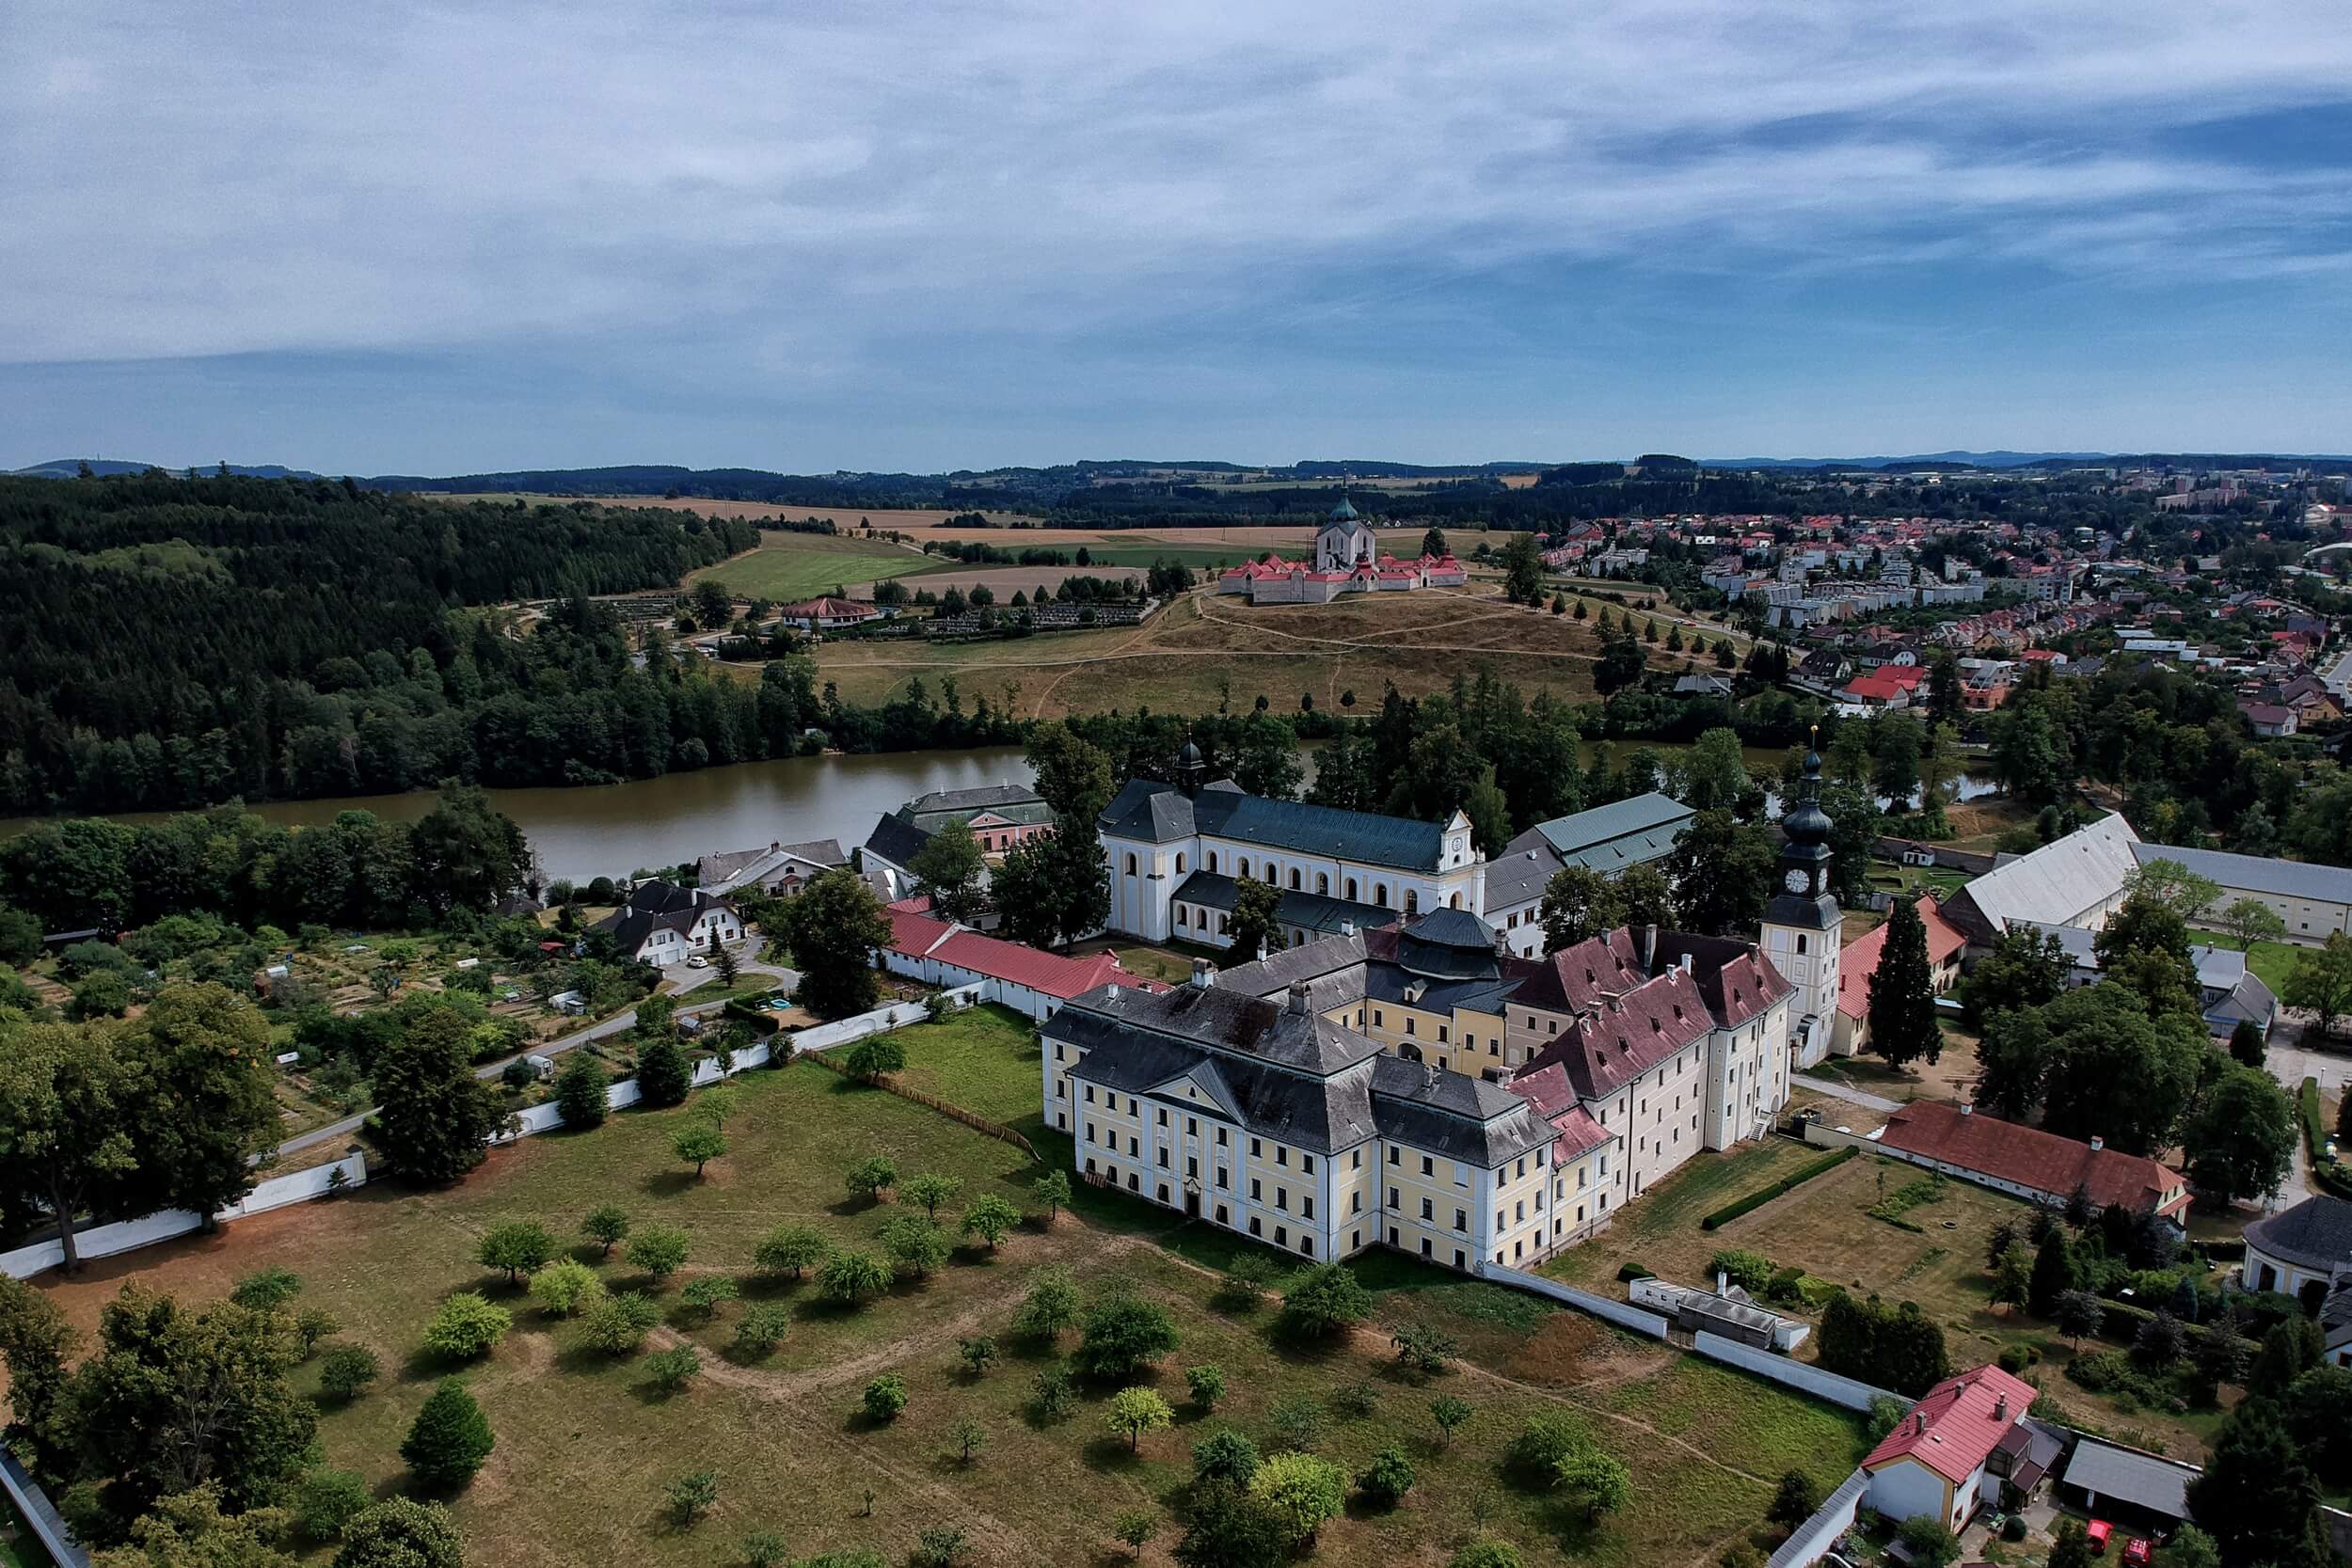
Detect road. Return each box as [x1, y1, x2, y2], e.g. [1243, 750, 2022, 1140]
[272, 946, 797, 1161]
[1792, 1073, 1905, 1115]
[2256, 1019, 2350, 1212]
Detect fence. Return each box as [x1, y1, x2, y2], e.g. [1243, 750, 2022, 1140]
[1, 1151, 371, 1281]
[1692, 1330, 1903, 1413]
[1475, 1261, 1672, 1338]
[804, 1052, 1040, 1161]
[1768, 1468, 1867, 1568]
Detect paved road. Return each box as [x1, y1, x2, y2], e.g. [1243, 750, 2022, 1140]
[1792, 1072, 1905, 1115]
[272, 946, 796, 1161]
[2254, 1018, 2350, 1212]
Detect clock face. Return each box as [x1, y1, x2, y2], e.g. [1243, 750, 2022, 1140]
[1785, 869, 1810, 894]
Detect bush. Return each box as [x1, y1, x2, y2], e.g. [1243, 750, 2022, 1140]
[1453, 1543, 1526, 1568]
[1030, 1364, 1075, 1422]
[645, 1345, 702, 1392]
[1276, 1263, 1371, 1341]
[318, 1342, 382, 1402]
[1074, 1292, 1180, 1379]
[2003, 1514, 2030, 1543]
[754, 1224, 832, 1279]
[230, 1266, 304, 1312]
[666, 1469, 720, 1528]
[1699, 1147, 1856, 1229]
[401, 1377, 495, 1487]
[422, 1292, 512, 1360]
[1331, 1380, 1379, 1420]
[1012, 1267, 1082, 1340]
[1356, 1446, 1416, 1508]
[1186, 1364, 1228, 1409]
[581, 1291, 664, 1354]
[741, 1528, 789, 1568]
[735, 1303, 791, 1358]
[1708, 1249, 1774, 1293]
[529, 1258, 604, 1317]
[1269, 1394, 1325, 1451]
[818, 1251, 895, 1304]
[293, 1467, 373, 1543]
[1192, 1429, 1261, 1487]
[1390, 1319, 1459, 1376]
[1898, 1516, 1960, 1568]
[477, 1219, 556, 1284]
[336, 1499, 466, 1568]
[628, 1223, 691, 1282]
[1249, 1451, 1347, 1547]
[294, 1307, 339, 1357]
[1616, 1262, 1655, 1283]
[863, 1373, 908, 1423]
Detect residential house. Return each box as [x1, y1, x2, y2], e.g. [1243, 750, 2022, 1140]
[861, 782, 1057, 908]
[593, 880, 743, 966]
[1830, 895, 1967, 1054]
[1862, 1366, 2039, 1531]
[695, 838, 847, 897]
[1861, 1100, 2191, 1222]
[878, 910, 1148, 1022]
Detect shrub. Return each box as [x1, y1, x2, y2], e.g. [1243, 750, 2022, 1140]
[335, 1499, 465, 1568]
[735, 1303, 792, 1358]
[914, 1526, 968, 1568]
[842, 1037, 906, 1081]
[754, 1224, 832, 1279]
[666, 1469, 720, 1528]
[1356, 1446, 1416, 1508]
[1186, 1364, 1228, 1409]
[1616, 1262, 1655, 1283]
[863, 1373, 908, 1423]
[645, 1345, 702, 1392]
[1708, 1248, 1775, 1294]
[581, 1203, 631, 1256]
[293, 1467, 373, 1543]
[740, 1528, 789, 1568]
[961, 1194, 1021, 1249]
[230, 1266, 303, 1312]
[293, 1307, 339, 1358]
[422, 1293, 512, 1360]
[903, 1173, 964, 1219]
[818, 1251, 895, 1304]
[1268, 1394, 1324, 1451]
[881, 1212, 952, 1278]
[318, 1342, 382, 1402]
[1185, 1428, 1257, 1487]
[628, 1223, 691, 1283]
[1277, 1263, 1372, 1340]
[530, 1258, 604, 1318]
[2003, 1514, 2030, 1543]
[1699, 1147, 1856, 1229]
[1113, 1510, 1160, 1558]
[1898, 1517, 1961, 1568]
[1768, 1468, 1820, 1529]
[1452, 1543, 1526, 1568]
[476, 1219, 556, 1284]
[1330, 1381, 1379, 1420]
[1030, 1364, 1075, 1422]
[1074, 1292, 1180, 1379]
[401, 1377, 495, 1487]
[581, 1291, 664, 1354]
[1506, 1411, 1593, 1480]
[1391, 1319, 1459, 1376]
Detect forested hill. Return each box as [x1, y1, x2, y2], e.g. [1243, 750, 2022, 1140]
[0, 473, 764, 815]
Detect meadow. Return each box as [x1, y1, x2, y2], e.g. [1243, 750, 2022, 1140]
[26, 1006, 1868, 1568]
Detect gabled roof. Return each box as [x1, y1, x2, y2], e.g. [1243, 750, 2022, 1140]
[1942, 816, 2141, 941]
[697, 838, 847, 893]
[1513, 964, 1716, 1101]
[1100, 779, 1453, 871]
[1863, 1365, 2036, 1484]
[1524, 792, 1693, 871]
[882, 911, 1136, 1000]
[1876, 1101, 2188, 1216]
[1836, 896, 1969, 1020]
[2133, 841, 2352, 906]
[862, 811, 933, 871]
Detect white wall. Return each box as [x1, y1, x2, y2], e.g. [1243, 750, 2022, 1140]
[1866, 1457, 1949, 1527]
[2, 1151, 372, 1281]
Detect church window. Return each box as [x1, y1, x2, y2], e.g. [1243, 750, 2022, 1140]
[1124, 852, 1137, 875]
[1796, 934, 1807, 955]
[1317, 872, 1329, 895]
[1175, 853, 1185, 874]
[1238, 858, 1251, 879]
[1345, 878, 1359, 900]
[1289, 868, 1301, 890]
[1405, 890, 1419, 916]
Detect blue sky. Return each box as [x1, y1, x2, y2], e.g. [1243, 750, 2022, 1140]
[6, 0, 2352, 474]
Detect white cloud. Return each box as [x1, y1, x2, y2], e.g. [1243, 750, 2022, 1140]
[3, 0, 2349, 369]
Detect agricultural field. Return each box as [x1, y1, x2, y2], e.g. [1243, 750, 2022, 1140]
[22, 1006, 1868, 1568]
[684, 531, 949, 604]
[803, 585, 1634, 721]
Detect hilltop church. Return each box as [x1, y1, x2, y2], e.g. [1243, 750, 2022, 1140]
[1217, 499, 1468, 605]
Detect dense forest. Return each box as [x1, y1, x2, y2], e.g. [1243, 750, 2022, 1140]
[0, 473, 761, 813]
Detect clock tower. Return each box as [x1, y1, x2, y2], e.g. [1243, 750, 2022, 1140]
[1761, 738, 1842, 1069]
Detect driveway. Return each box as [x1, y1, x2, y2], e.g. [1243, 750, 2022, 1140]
[1794, 1072, 1905, 1114]
[272, 942, 797, 1161]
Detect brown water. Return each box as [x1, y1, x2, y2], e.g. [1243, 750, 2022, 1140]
[0, 750, 1034, 886]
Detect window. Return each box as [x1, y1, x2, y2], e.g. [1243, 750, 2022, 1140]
[1208, 851, 1218, 872]
[1175, 853, 1185, 874]
[1176, 907, 1189, 929]
[1085, 1122, 1096, 1143]
[1276, 1147, 1288, 1167]
[1289, 868, 1301, 891]
[1300, 1235, 1313, 1257]
[1187, 1156, 1198, 1178]
[1057, 1112, 1066, 1130]
[1250, 1179, 1263, 1200]
[1083, 1085, 1094, 1103]
[1129, 1097, 1139, 1114]
[1054, 1044, 1065, 1062]
[1216, 1203, 1229, 1225]
[1217, 1166, 1229, 1188]
[1303, 1154, 1315, 1174]
[1388, 1148, 1399, 1165]
[1249, 1216, 1262, 1236]
[1316, 873, 1329, 895]
[1158, 1182, 1169, 1203]
[1388, 1186, 1400, 1209]
[1420, 1196, 1434, 1221]
[1349, 1149, 1359, 1169]
[1127, 1173, 1139, 1191]
[1405, 890, 1419, 916]
[1239, 858, 1251, 879]
[1275, 1225, 1288, 1246]
[1438, 1024, 1449, 1043]
[1405, 1018, 1416, 1037]
[1128, 1136, 1138, 1156]
[1454, 1207, 1467, 1232]
[1186, 1117, 1198, 1135]
[1157, 1148, 1168, 1168]
[1454, 1247, 1466, 1269]
[1156, 1108, 1168, 1126]
[1276, 1189, 1288, 1212]
[1421, 1155, 1434, 1177]
[1421, 1237, 1432, 1258]
[1376, 883, 1390, 907]
[1124, 852, 1137, 875]
[1346, 878, 1359, 900]
[1302, 1196, 1314, 1219]
[1350, 1191, 1361, 1213]
[1796, 934, 1807, 955]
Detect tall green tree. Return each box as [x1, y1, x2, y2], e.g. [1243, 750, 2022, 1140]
[1499, 533, 1545, 606]
[1867, 898, 1940, 1069]
[409, 784, 533, 912]
[114, 984, 282, 1221]
[2187, 1402, 2329, 1568]
[774, 869, 893, 1019]
[1667, 811, 1775, 935]
[907, 817, 988, 924]
[2181, 1066, 2296, 1208]
[0, 1019, 144, 1274]
[370, 1006, 503, 1186]
[1226, 880, 1286, 960]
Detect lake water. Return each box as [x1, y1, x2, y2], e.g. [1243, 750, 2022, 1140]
[0, 741, 1998, 888]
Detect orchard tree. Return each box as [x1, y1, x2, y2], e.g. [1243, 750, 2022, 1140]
[962, 1194, 1021, 1249]
[673, 1122, 727, 1178]
[581, 1203, 631, 1256]
[477, 1220, 556, 1284]
[1108, 1386, 1175, 1451]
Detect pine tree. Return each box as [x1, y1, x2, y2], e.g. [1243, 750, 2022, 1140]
[2028, 1232, 2076, 1318]
[1867, 898, 1941, 1069]
[400, 1376, 495, 1488]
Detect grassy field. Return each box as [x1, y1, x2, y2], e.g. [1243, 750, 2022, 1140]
[686, 531, 950, 603]
[24, 1007, 1869, 1568]
[803, 586, 1630, 721]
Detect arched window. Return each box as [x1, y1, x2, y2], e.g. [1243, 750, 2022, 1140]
[1345, 878, 1359, 901]
[1316, 873, 1329, 895]
[1289, 868, 1301, 891]
[1405, 890, 1419, 916]
[1207, 851, 1218, 873]
[1176, 906, 1189, 929]
[1796, 935, 1807, 955]
[1175, 853, 1186, 875]
[1375, 884, 1390, 908]
[1449, 892, 1462, 910]
[1238, 858, 1251, 879]
[1124, 852, 1137, 875]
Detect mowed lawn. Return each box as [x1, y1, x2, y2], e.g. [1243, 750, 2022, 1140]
[688, 531, 949, 602]
[24, 1023, 1867, 1568]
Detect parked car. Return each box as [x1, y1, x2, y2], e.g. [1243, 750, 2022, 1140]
[686, 956, 709, 969]
[2122, 1540, 2152, 1568]
[2087, 1521, 2113, 1556]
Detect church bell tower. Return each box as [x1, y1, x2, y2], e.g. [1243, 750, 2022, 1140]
[1760, 736, 1842, 1069]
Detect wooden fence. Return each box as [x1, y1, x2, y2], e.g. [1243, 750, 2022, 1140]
[803, 1053, 1040, 1161]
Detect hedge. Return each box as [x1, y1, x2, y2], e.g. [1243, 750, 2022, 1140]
[1699, 1146, 1857, 1230]
[1617, 1262, 1654, 1283]
[2300, 1077, 2328, 1164]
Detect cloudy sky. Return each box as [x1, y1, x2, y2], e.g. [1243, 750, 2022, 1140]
[6, 0, 2352, 474]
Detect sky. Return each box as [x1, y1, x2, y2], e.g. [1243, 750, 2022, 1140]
[6, 0, 2352, 475]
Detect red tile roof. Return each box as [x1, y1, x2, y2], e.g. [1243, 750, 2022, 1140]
[1876, 1101, 2190, 1217]
[1836, 896, 1967, 1021]
[1863, 1366, 2036, 1485]
[883, 913, 1140, 1000]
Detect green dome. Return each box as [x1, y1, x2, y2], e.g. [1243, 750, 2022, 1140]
[1328, 498, 1359, 521]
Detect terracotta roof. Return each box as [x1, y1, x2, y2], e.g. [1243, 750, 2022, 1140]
[1514, 968, 1714, 1101]
[1863, 1365, 2036, 1484]
[1836, 896, 1967, 1021]
[884, 912, 1138, 1000]
[1876, 1101, 2189, 1217]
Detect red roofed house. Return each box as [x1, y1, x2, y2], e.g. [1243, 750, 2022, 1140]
[1830, 896, 1968, 1055]
[773, 596, 883, 631]
[879, 911, 1152, 1022]
[1870, 1100, 2192, 1221]
[1862, 1365, 2037, 1530]
[1839, 665, 1926, 710]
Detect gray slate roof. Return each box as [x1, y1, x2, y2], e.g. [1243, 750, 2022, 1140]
[2243, 1193, 2352, 1274]
[2134, 841, 2352, 907]
[862, 812, 932, 870]
[2059, 1438, 2198, 1521]
[1947, 816, 2141, 938]
[904, 782, 1049, 821]
[1527, 792, 1692, 873]
[1100, 779, 1451, 872]
[1486, 841, 1564, 911]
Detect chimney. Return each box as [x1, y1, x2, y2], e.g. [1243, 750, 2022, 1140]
[1914, 1411, 1927, 1434]
[1287, 981, 1312, 1016]
[1994, 1393, 2009, 1421]
[1105, 983, 1120, 1000]
[1641, 923, 1659, 974]
[2090, 1135, 2104, 1152]
[1423, 1060, 1439, 1090]
[1340, 920, 1355, 938]
[1716, 1269, 1730, 1295]
[1189, 958, 1216, 990]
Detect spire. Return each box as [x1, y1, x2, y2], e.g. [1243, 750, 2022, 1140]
[1176, 730, 1206, 799]
[1784, 725, 1833, 848]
